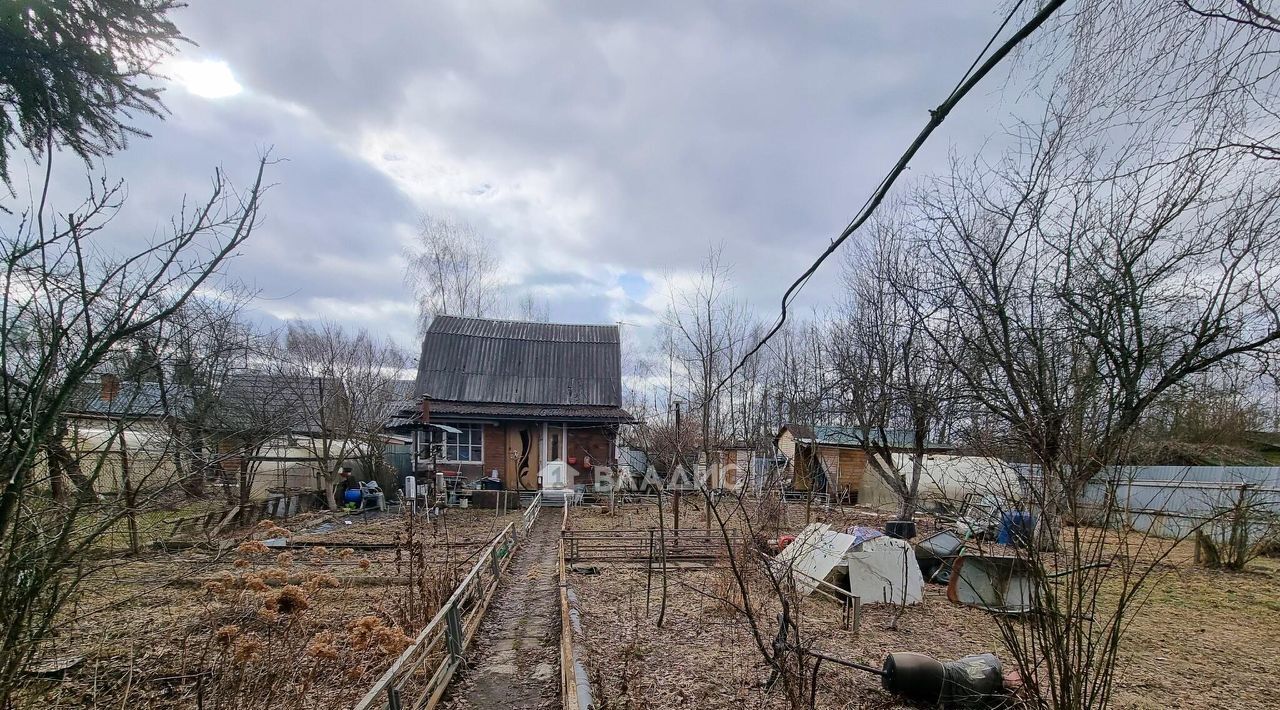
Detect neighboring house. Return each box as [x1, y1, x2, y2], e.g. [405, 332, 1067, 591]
[774, 424, 953, 505]
[388, 316, 632, 491]
[713, 442, 781, 492]
[58, 374, 189, 494]
[56, 371, 387, 501]
[382, 379, 418, 479]
[213, 373, 343, 497]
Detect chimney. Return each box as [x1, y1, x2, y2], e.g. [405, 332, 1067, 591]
[420, 395, 431, 422]
[101, 373, 121, 402]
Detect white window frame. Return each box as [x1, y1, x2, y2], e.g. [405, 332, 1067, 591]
[421, 422, 484, 464]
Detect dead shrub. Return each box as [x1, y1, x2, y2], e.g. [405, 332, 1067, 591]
[706, 566, 747, 618]
[306, 573, 340, 591]
[260, 568, 290, 585]
[215, 625, 240, 646]
[264, 585, 311, 615]
[233, 635, 264, 663]
[305, 631, 340, 660]
[237, 540, 270, 556]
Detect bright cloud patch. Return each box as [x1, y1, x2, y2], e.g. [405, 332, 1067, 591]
[167, 59, 243, 99]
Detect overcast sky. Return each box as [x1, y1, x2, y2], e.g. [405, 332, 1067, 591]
[20, 2, 1028, 353]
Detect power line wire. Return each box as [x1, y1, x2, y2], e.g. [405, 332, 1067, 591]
[717, 0, 1065, 394]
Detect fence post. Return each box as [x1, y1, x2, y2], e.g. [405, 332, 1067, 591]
[445, 603, 463, 660]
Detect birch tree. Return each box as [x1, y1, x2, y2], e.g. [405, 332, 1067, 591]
[403, 215, 502, 334]
[832, 213, 955, 519]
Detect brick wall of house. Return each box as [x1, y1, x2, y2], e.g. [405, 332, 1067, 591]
[482, 423, 506, 479]
[566, 426, 613, 486]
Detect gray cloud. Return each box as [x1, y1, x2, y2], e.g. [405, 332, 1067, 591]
[14, 1, 1017, 352]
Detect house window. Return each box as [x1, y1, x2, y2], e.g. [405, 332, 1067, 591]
[423, 423, 483, 463]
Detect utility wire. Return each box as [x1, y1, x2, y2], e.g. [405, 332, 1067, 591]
[716, 0, 1065, 394]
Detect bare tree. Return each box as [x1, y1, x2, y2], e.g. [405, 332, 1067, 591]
[918, 105, 1280, 530]
[275, 322, 408, 511]
[0, 154, 268, 705]
[907, 87, 1280, 705]
[663, 248, 753, 481]
[140, 288, 265, 496]
[403, 215, 502, 334]
[515, 292, 550, 322]
[832, 212, 956, 520]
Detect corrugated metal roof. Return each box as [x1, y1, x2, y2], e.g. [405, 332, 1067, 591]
[783, 423, 951, 451]
[389, 379, 416, 399]
[426, 315, 619, 343]
[415, 316, 622, 407]
[384, 402, 632, 429]
[66, 380, 192, 418]
[215, 373, 333, 434]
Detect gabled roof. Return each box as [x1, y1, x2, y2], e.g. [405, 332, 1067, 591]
[215, 373, 335, 434]
[65, 380, 192, 419]
[388, 379, 417, 400]
[414, 316, 624, 409]
[779, 423, 951, 451]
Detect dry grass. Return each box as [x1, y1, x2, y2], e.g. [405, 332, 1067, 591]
[569, 502, 1280, 710]
[18, 507, 522, 709]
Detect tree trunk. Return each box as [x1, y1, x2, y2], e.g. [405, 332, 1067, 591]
[180, 428, 205, 496]
[48, 419, 97, 503]
[1036, 467, 1067, 551]
[324, 475, 339, 512]
[118, 423, 139, 555]
[898, 449, 925, 521]
[238, 460, 251, 509]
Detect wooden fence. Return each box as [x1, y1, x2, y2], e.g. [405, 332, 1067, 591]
[562, 528, 741, 564]
[354, 494, 544, 710]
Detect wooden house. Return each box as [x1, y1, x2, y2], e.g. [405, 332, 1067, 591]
[388, 316, 632, 491]
[774, 424, 953, 505]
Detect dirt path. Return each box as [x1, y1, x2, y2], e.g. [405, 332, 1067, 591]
[443, 513, 560, 710]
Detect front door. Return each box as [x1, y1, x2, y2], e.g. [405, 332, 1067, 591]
[505, 423, 541, 490]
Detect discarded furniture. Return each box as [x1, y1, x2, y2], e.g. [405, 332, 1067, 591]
[845, 535, 924, 605]
[946, 554, 1034, 613]
[915, 529, 966, 584]
[774, 523, 857, 596]
[954, 493, 1006, 539]
[775, 523, 924, 605]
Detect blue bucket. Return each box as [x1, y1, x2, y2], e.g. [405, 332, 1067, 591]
[997, 511, 1034, 546]
[343, 488, 363, 505]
